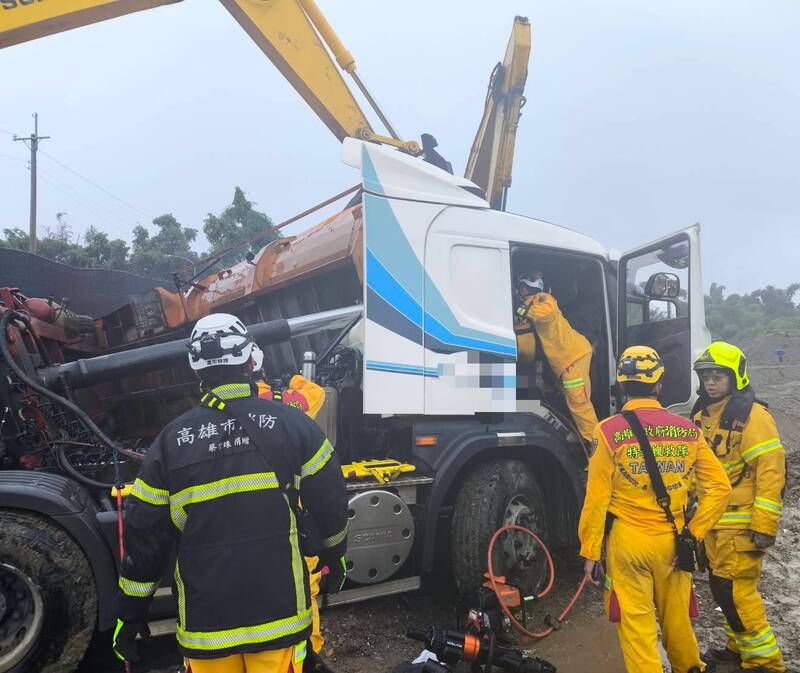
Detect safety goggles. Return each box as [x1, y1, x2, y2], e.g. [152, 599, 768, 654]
[698, 372, 727, 384]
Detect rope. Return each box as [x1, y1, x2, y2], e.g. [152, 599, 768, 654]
[175, 184, 362, 279]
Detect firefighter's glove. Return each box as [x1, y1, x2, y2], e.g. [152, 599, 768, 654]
[113, 619, 149, 663]
[751, 532, 776, 550]
[317, 554, 347, 595]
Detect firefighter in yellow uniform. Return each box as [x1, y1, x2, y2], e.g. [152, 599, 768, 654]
[693, 342, 786, 673]
[515, 272, 598, 442]
[579, 346, 731, 673]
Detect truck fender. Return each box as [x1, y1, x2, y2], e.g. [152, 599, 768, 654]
[419, 429, 585, 573]
[0, 471, 119, 630]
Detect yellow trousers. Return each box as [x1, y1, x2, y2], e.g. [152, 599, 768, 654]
[561, 353, 598, 443]
[705, 529, 784, 672]
[186, 642, 304, 673]
[306, 556, 324, 653]
[605, 519, 704, 673]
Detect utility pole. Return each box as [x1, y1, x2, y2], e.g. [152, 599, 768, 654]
[14, 113, 50, 254]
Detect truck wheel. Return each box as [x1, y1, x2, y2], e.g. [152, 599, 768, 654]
[451, 460, 549, 596]
[0, 511, 97, 673]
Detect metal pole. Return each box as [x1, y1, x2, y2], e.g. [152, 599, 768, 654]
[29, 114, 38, 253]
[298, 0, 402, 141]
[14, 113, 50, 254]
[349, 71, 401, 141]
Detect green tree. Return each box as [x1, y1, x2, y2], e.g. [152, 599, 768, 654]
[0, 228, 30, 251]
[203, 187, 278, 268]
[1, 218, 130, 271]
[129, 214, 198, 280]
[705, 283, 800, 340]
[82, 226, 130, 270]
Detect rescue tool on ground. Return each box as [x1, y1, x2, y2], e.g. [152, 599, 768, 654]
[405, 566, 558, 673]
[692, 342, 787, 673]
[578, 345, 731, 673]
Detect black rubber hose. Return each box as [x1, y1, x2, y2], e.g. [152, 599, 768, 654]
[316, 314, 361, 368]
[0, 311, 142, 489]
[55, 445, 120, 490]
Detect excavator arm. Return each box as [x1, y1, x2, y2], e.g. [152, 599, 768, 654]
[0, 0, 181, 48]
[0, 0, 418, 152]
[464, 15, 531, 210]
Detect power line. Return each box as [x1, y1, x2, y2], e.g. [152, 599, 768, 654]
[38, 165, 139, 228]
[0, 152, 27, 163]
[38, 148, 153, 221]
[37, 172, 119, 229]
[0, 127, 15, 136]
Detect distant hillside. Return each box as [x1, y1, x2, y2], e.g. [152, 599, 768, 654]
[705, 282, 800, 341]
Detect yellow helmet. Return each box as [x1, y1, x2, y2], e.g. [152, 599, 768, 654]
[617, 345, 665, 384]
[693, 341, 749, 391]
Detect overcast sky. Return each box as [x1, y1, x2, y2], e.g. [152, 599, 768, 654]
[1, 0, 797, 295]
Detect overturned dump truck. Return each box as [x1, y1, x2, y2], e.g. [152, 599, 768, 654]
[0, 139, 710, 673]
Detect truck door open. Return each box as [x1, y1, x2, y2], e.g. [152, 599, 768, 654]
[618, 224, 711, 413]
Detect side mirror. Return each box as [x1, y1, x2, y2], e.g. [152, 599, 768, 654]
[645, 272, 680, 299]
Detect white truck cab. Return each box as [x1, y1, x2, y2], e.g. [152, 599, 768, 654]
[344, 138, 710, 419]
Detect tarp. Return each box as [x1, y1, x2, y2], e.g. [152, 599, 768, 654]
[0, 248, 164, 318]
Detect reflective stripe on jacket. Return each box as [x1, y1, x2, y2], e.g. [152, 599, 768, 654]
[693, 397, 786, 536]
[578, 398, 730, 561]
[118, 380, 348, 659]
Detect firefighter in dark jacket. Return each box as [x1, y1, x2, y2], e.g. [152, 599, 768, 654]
[113, 313, 349, 673]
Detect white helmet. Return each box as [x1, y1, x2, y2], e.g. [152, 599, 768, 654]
[187, 313, 257, 371]
[516, 271, 545, 294]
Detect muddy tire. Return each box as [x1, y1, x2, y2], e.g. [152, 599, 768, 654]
[0, 510, 96, 673]
[451, 459, 549, 595]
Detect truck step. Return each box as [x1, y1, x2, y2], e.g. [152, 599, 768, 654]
[346, 475, 433, 492]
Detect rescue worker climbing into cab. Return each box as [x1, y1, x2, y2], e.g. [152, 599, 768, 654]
[515, 271, 598, 443]
[113, 313, 348, 673]
[579, 346, 731, 673]
[249, 344, 333, 672]
[693, 342, 786, 673]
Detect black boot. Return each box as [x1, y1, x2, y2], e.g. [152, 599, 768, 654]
[305, 648, 337, 673]
[704, 647, 741, 664]
[689, 662, 716, 673]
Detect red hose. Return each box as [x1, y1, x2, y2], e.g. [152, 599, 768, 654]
[486, 524, 589, 640]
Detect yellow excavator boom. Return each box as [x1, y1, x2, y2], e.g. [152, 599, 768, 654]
[464, 16, 531, 210]
[0, 0, 178, 47]
[217, 0, 374, 142]
[0, 0, 421, 150]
